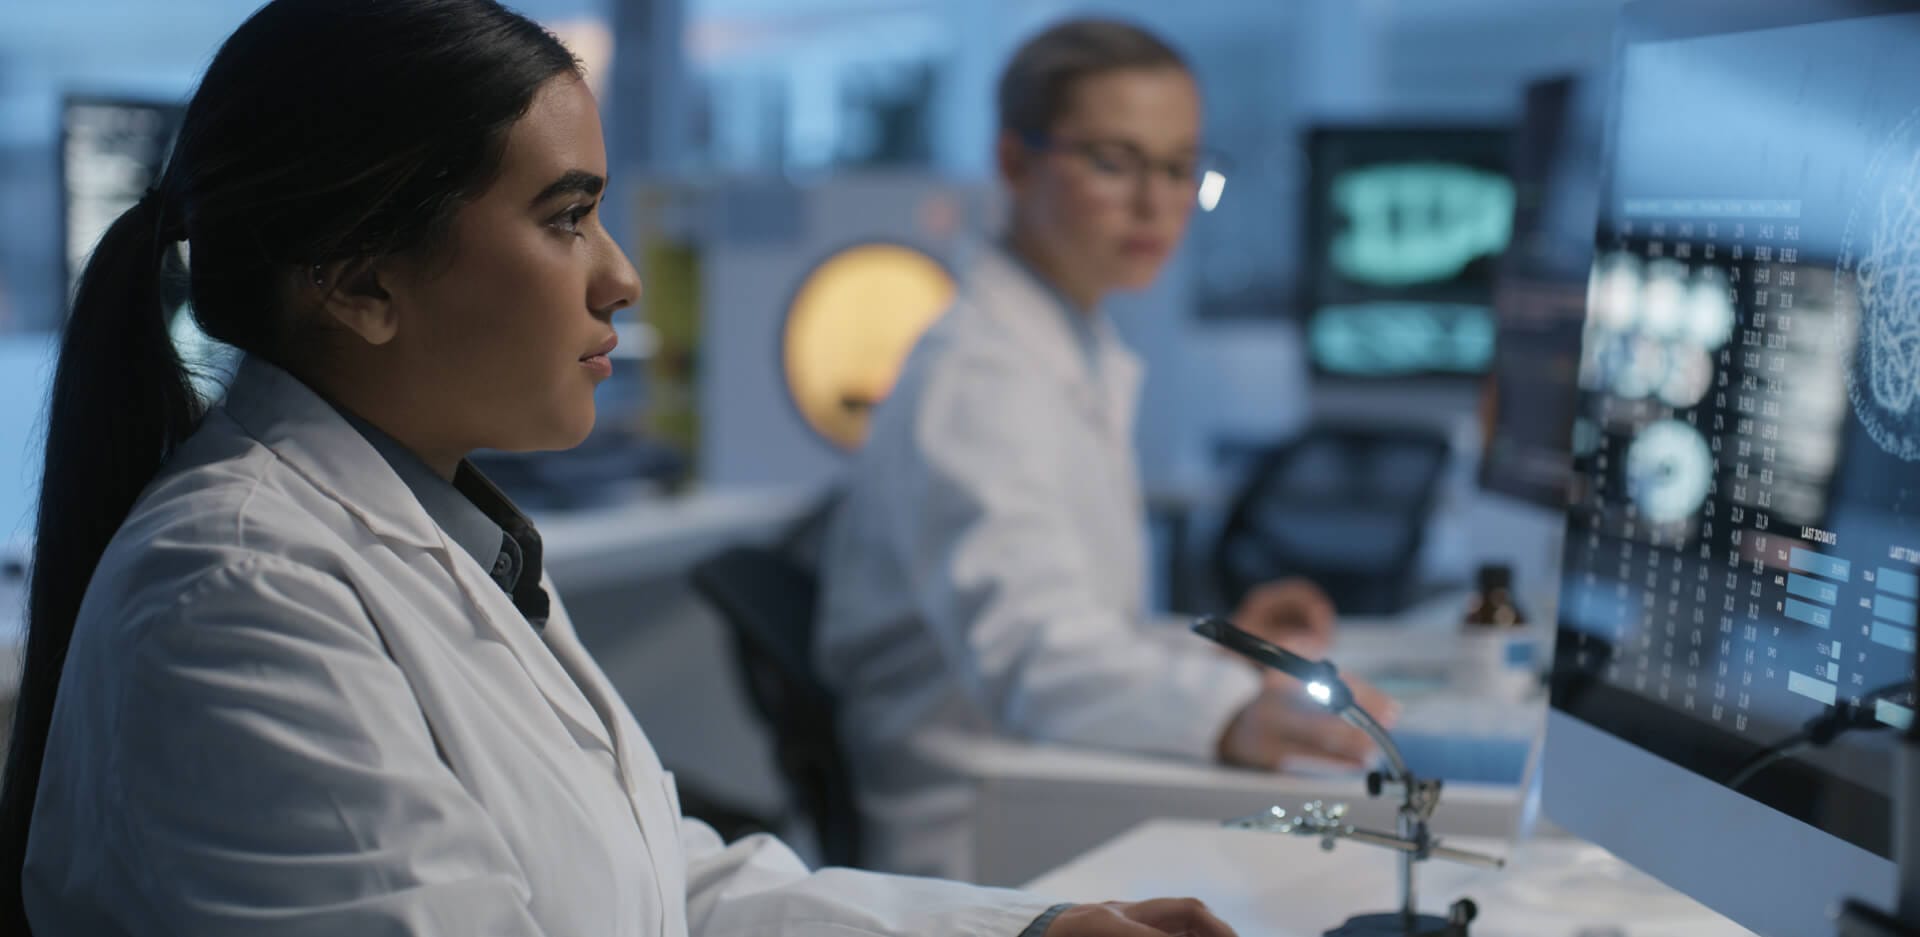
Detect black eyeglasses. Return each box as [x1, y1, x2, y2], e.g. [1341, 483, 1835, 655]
[1021, 131, 1231, 206]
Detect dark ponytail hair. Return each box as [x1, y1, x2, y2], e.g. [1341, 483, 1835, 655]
[0, 1, 577, 929]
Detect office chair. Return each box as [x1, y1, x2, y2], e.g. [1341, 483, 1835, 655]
[1211, 422, 1454, 617]
[690, 533, 862, 869]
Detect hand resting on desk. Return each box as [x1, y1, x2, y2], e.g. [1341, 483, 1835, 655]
[1216, 579, 1400, 772]
[1230, 578, 1335, 659]
[1215, 673, 1395, 772]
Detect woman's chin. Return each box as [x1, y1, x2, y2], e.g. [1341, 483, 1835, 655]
[1112, 264, 1166, 293]
[555, 406, 597, 450]
[503, 405, 596, 454]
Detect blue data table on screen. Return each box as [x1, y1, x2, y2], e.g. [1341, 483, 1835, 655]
[1790, 547, 1853, 581]
[1876, 566, 1919, 598]
[1786, 572, 1842, 605]
[1785, 598, 1834, 628]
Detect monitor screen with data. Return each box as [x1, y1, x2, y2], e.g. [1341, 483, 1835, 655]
[1545, 3, 1920, 933]
[1303, 126, 1514, 378]
[59, 96, 182, 304]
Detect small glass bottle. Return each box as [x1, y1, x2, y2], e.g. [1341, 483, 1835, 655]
[1464, 564, 1527, 627]
[1462, 563, 1540, 699]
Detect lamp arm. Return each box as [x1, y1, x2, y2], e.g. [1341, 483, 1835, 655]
[1340, 701, 1411, 784]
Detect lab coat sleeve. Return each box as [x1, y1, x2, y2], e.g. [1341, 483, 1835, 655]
[679, 820, 1059, 936]
[90, 555, 548, 937]
[898, 349, 1262, 761]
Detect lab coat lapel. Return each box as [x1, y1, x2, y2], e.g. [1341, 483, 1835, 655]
[539, 609, 690, 933]
[224, 357, 618, 758]
[439, 549, 620, 758]
[462, 573, 688, 933]
[1100, 340, 1144, 451]
[539, 609, 664, 782]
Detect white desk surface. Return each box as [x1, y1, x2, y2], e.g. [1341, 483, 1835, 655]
[950, 733, 1525, 887]
[534, 484, 817, 592]
[944, 623, 1551, 885]
[1026, 820, 1759, 937]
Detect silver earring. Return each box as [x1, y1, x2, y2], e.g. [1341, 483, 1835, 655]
[311, 265, 326, 287]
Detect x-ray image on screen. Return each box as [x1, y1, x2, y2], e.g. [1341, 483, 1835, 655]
[1303, 125, 1514, 378]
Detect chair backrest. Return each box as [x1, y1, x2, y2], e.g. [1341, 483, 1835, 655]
[1211, 422, 1454, 616]
[689, 545, 862, 868]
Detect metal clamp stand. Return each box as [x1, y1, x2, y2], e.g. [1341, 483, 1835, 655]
[1192, 618, 1503, 937]
[1225, 728, 1503, 935]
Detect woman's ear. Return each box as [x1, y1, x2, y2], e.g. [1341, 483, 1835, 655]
[311, 260, 398, 346]
[997, 129, 1035, 191]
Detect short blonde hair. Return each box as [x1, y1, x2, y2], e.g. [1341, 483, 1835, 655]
[996, 18, 1190, 138]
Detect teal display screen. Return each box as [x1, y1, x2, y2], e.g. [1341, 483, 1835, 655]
[1329, 162, 1514, 287]
[1304, 127, 1514, 378]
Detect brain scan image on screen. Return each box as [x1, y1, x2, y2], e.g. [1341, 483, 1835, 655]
[1625, 418, 1713, 524]
[1683, 267, 1737, 351]
[1842, 109, 1920, 461]
[1658, 347, 1714, 409]
[1637, 259, 1691, 338]
[1575, 252, 1735, 404]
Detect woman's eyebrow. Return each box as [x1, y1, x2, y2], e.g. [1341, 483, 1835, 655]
[529, 170, 605, 206]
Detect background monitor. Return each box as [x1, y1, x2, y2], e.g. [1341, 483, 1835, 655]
[1478, 74, 1607, 510]
[1302, 124, 1514, 379]
[59, 95, 182, 305]
[1543, 3, 1920, 934]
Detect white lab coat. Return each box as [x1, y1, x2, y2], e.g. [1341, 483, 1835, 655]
[23, 357, 1056, 937]
[817, 243, 1263, 880]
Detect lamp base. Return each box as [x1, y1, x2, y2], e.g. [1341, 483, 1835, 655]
[1322, 899, 1476, 937]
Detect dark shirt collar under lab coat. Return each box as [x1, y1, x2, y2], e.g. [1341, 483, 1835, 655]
[333, 408, 550, 631]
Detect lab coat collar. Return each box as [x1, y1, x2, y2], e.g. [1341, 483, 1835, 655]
[222, 356, 622, 758]
[221, 356, 445, 551]
[970, 243, 1144, 441]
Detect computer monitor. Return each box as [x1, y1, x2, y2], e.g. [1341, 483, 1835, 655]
[1302, 125, 1514, 379]
[58, 95, 183, 305]
[1479, 75, 1606, 510]
[58, 94, 236, 403]
[1543, 3, 1920, 934]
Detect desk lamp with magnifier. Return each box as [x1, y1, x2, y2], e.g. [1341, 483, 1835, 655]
[1192, 617, 1504, 937]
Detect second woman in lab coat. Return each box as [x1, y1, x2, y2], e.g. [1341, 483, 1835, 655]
[818, 18, 1394, 879]
[0, 3, 1237, 935]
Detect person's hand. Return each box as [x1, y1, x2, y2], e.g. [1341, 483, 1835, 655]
[1042, 898, 1239, 936]
[1231, 578, 1335, 659]
[1215, 672, 1399, 771]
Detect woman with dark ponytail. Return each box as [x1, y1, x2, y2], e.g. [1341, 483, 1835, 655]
[0, 2, 1236, 936]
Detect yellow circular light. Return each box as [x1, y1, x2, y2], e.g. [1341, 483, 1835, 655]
[783, 242, 955, 450]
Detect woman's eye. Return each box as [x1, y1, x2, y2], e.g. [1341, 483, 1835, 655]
[552, 203, 595, 235]
[1073, 144, 1131, 174]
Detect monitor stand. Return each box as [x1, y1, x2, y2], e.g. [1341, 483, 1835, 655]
[1838, 716, 1920, 936]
